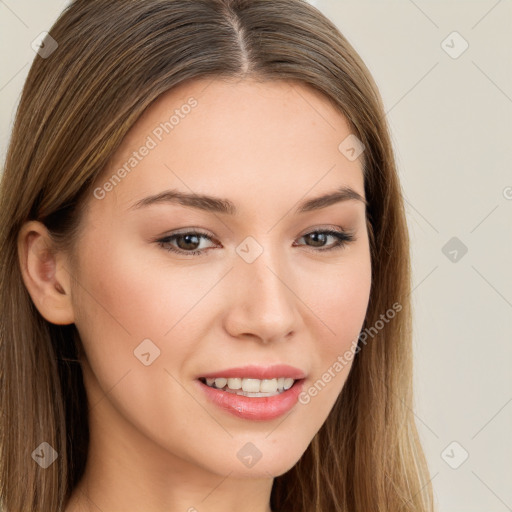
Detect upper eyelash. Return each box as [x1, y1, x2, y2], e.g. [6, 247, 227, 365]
[156, 229, 356, 256]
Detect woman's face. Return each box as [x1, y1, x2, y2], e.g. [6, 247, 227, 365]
[70, 78, 371, 479]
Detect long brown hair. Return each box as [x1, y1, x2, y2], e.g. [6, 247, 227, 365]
[0, 0, 434, 510]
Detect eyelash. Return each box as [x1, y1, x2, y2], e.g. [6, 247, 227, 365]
[156, 228, 356, 256]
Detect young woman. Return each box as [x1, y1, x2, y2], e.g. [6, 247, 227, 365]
[0, 1, 434, 511]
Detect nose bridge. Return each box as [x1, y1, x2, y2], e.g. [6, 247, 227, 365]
[225, 235, 298, 342]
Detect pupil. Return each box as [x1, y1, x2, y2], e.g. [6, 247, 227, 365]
[179, 234, 199, 250]
[308, 233, 326, 247]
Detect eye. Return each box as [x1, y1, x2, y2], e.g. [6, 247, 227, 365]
[156, 228, 356, 256]
[294, 229, 356, 252]
[157, 230, 218, 256]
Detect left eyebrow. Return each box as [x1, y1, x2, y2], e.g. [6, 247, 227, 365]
[128, 185, 367, 216]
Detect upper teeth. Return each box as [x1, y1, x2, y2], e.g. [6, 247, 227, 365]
[205, 377, 295, 393]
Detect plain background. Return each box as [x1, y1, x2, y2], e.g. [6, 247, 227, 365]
[1, 1, 511, 510]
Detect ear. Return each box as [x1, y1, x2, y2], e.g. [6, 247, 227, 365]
[17, 220, 75, 325]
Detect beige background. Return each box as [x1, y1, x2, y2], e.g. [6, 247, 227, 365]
[1, 1, 511, 510]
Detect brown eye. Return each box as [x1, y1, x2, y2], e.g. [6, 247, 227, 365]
[304, 232, 329, 247]
[157, 231, 217, 256]
[295, 230, 355, 252]
[174, 234, 201, 251]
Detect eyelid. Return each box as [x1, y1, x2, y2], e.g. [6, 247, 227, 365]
[297, 224, 351, 236]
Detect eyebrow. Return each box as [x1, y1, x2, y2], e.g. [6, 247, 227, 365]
[128, 185, 367, 215]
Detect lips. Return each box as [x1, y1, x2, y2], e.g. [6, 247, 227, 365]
[197, 364, 306, 380]
[197, 378, 305, 420]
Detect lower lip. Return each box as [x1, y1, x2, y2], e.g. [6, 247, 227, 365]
[197, 379, 305, 421]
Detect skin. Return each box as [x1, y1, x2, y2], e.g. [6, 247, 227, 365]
[18, 78, 372, 512]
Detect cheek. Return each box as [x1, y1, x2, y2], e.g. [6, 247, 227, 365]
[301, 252, 371, 409]
[73, 234, 188, 339]
[71, 230, 219, 397]
[70, 232, 173, 382]
[315, 252, 372, 351]
[70, 236, 204, 443]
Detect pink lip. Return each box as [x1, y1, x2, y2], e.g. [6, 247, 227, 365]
[198, 364, 306, 380]
[197, 378, 305, 421]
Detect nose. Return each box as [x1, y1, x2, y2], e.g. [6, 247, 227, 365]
[223, 244, 300, 344]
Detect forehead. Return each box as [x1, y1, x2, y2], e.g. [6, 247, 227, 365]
[91, 78, 365, 218]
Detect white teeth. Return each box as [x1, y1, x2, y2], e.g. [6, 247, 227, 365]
[227, 378, 242, 390]
[214, 377, 227, 388]
[242, 378, 261, 392]
[202, 376, 296, 395]
[260, 378, 277, 393]
[283, 378, 294, 390]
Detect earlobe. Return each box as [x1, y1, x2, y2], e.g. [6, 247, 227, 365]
[17, 221, 75, 325]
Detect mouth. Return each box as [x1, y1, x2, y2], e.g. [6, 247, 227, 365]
[195, 365, 307, 421]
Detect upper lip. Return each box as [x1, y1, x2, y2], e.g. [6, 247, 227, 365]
[198, 364, 306, 380]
